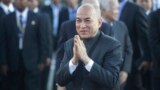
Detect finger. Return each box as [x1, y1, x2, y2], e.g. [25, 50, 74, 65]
[74, 35, 81, 47]
[81, 40, 85, 47]
[76, 35, 82, 46]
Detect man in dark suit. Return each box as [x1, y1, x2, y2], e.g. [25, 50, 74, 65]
[56, 4, 122, 90]
[0, 0, 14, 89]
[100, 0, 133, 89]
[1, 0, 48, 89]
[41, 0, 62, 51]
[28, 0, 53, 90]
[135, 0, 153, 90]
[58, 0, 78, 33]
[118, 0, 151, 90]
[149, 9, 160, 90]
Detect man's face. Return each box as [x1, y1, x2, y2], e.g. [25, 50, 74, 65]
[136, 0, 152, 11]
[102, 0, 119, 21]
[28, 0, 39, 10]
[14, 0, 28, 11]
[52, 0, 61, 4]
[66, 0, 78, 7]
[2, 0, 11, 5]
[76, 7, 102, 39]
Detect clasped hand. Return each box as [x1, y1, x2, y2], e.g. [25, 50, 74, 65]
[71, 35, 91, 65]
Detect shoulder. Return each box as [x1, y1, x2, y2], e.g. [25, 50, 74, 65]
[3, 12, 14, 21]
[62, 20, 75, 26]
[115, 21, 128, 31]
[126, 2, 145, 13]
[100, 32, 121, 51]
[60, 7, 68, 12]
[40, 5, 51, 11]
[150, 9, 160, 17]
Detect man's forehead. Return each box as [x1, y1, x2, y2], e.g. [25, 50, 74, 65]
[76, 11, 94, 19]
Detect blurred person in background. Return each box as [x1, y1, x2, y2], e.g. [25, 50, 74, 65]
[58, 0, 79, 34]
[149, 8, 160, 90]
[0, 0, 14, 89]
[135, 0, 152, 15]
[134, 0, 153, 90]
[41, 0, 63, 51]
[0, 0, 48, 89]
[100, 0, 133, 89]
[118, 0, 151, 90]
[28, 0, 53, 90]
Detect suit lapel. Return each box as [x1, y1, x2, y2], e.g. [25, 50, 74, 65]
[25, 11, 31, 33]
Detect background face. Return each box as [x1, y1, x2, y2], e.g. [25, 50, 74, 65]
[66, 0, 78, 7]
[102, 0, 119, 22]
[14, 0, 28, 10]
[2, 0, 11, 5]
[52, 0, 61, 4]
[136, 0, 152, 11]
[76, 7, 101, 39]
[28, 0, 39, 10]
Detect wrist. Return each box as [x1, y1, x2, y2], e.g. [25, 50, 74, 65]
[71, 58, 78, 65]
[83, 57, 91, 65]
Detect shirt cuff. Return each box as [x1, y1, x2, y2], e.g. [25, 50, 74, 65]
[69, 60, 78, 74]
[85, 60, 94, 72]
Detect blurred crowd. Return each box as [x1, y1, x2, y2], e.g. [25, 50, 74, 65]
[0, 0, 160, 90]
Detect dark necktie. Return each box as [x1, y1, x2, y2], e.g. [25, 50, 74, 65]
[19, 15, 23, 27]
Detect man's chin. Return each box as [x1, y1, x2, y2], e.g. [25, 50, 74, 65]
[79, 35, 90, 39]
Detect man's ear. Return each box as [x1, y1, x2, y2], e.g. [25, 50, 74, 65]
[98, 18, 103, 28]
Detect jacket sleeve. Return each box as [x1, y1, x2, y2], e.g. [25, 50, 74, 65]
[136, 7, 151, 62]
[121, 24, 133, 73]
[0, 17, 6, 65]
[149, 10, 160, 63]
[38, 15, 48, 63]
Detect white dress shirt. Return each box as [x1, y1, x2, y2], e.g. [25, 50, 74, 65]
[51, 3, 61, 36]
[16, 8, 29, 50]
[69, 59, 94, 74]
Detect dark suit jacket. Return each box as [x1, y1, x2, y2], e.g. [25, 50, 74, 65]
[40, 5, 62, 50]
[57, 31, 122, 90]
[1, 11, 48, 71]
[112, 21, 133, 73]
[58, 7, 69, 34]
[56, 20, 113, 70]
[36, 9, 53, 58]
[0, 7, 6, 65]
[119, 1, 151, 71]
[0, 7, 5, 18]
[149, 9, 160, 77]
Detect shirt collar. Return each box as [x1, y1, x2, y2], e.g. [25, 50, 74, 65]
[33, 7, 39, 13]
[16, 8, 28, 22]
[0, 2, 14, 14]
[146, 10, 151, 15]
